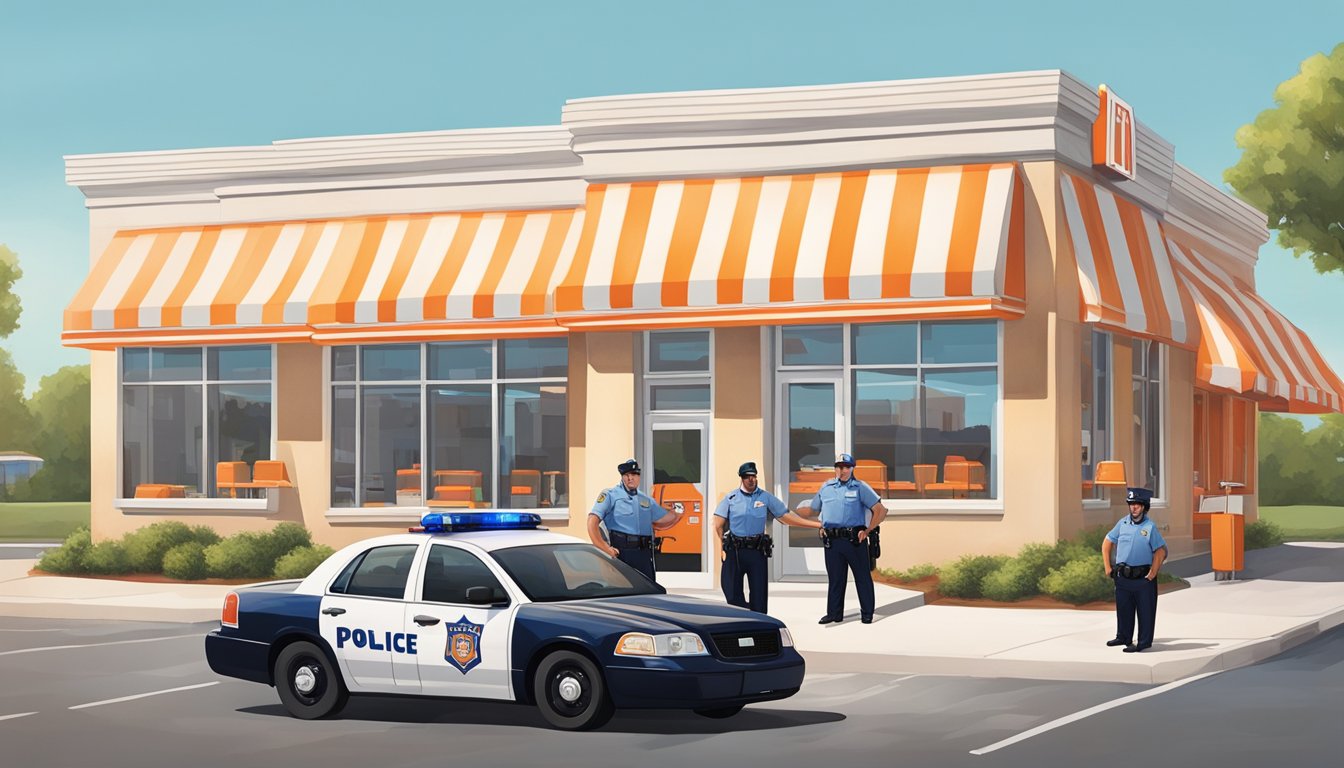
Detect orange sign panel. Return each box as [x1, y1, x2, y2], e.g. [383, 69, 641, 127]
[1092, 85, 1136, 180]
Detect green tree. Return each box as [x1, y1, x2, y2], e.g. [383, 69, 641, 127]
[0, 349, 36, 454]
[0, 244, 20, 337]
[1225, 43, 1344, 274]
[1260, 413, 1344, 506]
[19, 366, 91, 501]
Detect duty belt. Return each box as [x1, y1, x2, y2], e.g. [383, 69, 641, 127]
[822, 526, 865, 540]
[724, 533, 771, 550]
[1113, 563, 1151, 579]
[610, 531, 654, 550]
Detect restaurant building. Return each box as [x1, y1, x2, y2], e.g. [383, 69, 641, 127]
[64, 71, 1343, 588]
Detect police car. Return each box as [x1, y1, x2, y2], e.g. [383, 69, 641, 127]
[204, 512, 805, 730]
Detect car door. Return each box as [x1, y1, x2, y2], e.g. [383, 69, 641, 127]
[319, 543, 422, 693]
[407, 543, 518, 700]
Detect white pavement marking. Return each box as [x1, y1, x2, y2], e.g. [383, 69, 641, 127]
[0, 633, 201, 656]
[801, 674, 920, 707]
[0, 711, 38, 722]
[969, 671, 1222, 756]
[69, 682, 218, 710]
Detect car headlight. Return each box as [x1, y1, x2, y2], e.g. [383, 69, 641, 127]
[614, 632, 708, 657]
[779, 628, 794, 647]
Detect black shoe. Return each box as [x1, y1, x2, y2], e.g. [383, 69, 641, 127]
[1106, 638, 1130, 647]
[818, 615, 842, 625]
[1122, 644, 1144, 653]
[861, 616, 873, 624]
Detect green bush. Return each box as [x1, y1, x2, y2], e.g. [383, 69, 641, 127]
[1075, 525, 1111, 552]
[162, 542, 208, 581]
[274, 545, 336, 580]
[981, 559, 1041, 602]
[1040, 558, 1113, 604]
[938, 554, 1009, 598]
[83, 540, 130, 575]
[123, 521, 201, 572]
[1245, 519, 1285, 550]
[879, 562, 938, 581]
[37, 527, 92, 574]
[258, 522, 312, 566]
[204, 533, 272, 579]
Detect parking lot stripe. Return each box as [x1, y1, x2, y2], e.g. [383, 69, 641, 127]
[969, 671, 1222, 756]
[69, 682, 218, 710]
[0, 712, 38, 722]
[0, 633, 200, 656]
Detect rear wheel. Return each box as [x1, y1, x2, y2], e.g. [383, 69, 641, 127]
[694, 704, 744, 719]
[533, 650, 614, 730]
[273, 641, 348, 719]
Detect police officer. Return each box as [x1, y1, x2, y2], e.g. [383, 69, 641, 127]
[1101, 487, 1167, 652]
[803, 453, 888, 625]
[587, 458, 681, 582]
[713, 461, 822, 614]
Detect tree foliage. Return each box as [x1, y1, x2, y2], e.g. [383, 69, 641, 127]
[0, 244, 20, 338]
[1259, 413, 1344, 506]
[1225, 43, 1344, 274]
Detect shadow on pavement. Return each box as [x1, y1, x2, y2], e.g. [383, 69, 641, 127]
[239, 698, 844, 733]
[1165, 543, 1344, 583]
[1149, 641, 1219, 652]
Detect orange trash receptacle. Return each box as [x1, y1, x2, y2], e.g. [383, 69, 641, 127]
[1210, 513, 1245, 577]
[649, 483, 703, 555]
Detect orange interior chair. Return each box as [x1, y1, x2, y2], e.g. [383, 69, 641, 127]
[134, 483, 186, 499]
[216, 461, 251, 498]
[1094, 460, 1128, 487]
[853, 459, 889, 494]
[429, 484, 483, 508]
[510, 469, 541, 508]
[252, 460, 293, 489]
[925, 460, 986, 497]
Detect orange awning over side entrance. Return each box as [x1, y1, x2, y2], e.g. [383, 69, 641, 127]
[554, 164, 1026, 330]
[1170, 236, 1343, 413]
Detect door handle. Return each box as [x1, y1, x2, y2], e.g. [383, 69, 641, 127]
[414, 615, 440, 626]
[321, 607, 346, 616]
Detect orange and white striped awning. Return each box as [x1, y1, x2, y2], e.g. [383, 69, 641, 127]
[63, 209, 584, 348]
[1169, 237, 1343, 413]
[1058, 170, 1195, 348]
[554, 164, 1026, 329]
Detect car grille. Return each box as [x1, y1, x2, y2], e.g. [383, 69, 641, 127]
[711, 630, 780, 659]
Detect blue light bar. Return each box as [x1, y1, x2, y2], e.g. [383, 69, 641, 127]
[418, 511, 542, 533]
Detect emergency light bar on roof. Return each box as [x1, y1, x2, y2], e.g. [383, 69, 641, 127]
[413, 511, 543, 533]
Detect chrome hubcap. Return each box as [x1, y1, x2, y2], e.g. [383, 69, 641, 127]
[557, 675, 582, 703]
[294, 665, 318, 694]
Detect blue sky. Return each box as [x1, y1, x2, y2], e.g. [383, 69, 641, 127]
[1, 0, 1340, 418]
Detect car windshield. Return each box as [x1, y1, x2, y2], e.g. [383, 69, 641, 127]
[490, 543, 665, 602]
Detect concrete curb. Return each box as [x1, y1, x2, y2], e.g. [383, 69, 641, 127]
[0, 600, 219, 624]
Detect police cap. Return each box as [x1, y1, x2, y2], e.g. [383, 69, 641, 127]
[1126, 487, 1153, 506]
[834, 452, 856, 467]
[738, 461, 759, 477]
[617, 458, 641, 475]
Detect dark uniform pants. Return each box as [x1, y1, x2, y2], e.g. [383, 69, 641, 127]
[721, 548, 769, 613]
[825, 538, 875, 620]
[616, 546, 656, 583]
[1114, 575, 1158, 647]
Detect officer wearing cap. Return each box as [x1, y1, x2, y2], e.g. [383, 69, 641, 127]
[713, 461, 822, 614]
[1101, 487, 1167, 652]
[587, 458, 681, 582]
[801, 453, 888, 625]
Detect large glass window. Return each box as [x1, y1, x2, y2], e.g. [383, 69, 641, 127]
[120, 346, 272, 498]
[331, 339, 568, 510]
[644, 330, 710, 413]
[1082, 330, 1112, 500]
[780, 321, 999, 500]
[1132, 338, 1164, 495]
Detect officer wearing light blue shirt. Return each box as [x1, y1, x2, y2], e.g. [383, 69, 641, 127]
[713, 461, 822, 613]
[587, 458, 681, 582]
[1101, 487, 1167, 652]
[805, 453, 887, 625]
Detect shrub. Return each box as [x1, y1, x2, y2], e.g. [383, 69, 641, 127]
[938, 554, 1009, 598]
[1075, 525, 1111, 552]
[1040, 558, 1113, 604]
[123, 521, 200, 573]
[37, 528, 92, 574]
[1245, 519, 1285, 550]
[162, 542, 208, 581]
[204, 533, 272, 579]
[879, 562, 939, 582]
[83, 540, 130, 575]
[274, 545, 336, 580]
[258, 522, 312, 566]
[981, 559, 1039, 602]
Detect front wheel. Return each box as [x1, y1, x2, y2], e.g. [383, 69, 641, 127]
[533, 650, 614, 730]
[694, 704, 744, 719]
[273, 640, 348, 719]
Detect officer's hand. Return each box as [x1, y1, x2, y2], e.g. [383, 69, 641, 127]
[857, 528, 869, 543]
[606, 546, 620, 558]
[1104, 567, 1113, 578]
[1145, 573, 1157, 581]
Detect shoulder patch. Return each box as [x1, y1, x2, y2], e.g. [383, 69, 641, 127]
[596, 492, 606, 504]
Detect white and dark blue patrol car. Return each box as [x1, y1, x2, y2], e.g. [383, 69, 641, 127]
[205, 512, 805, 730]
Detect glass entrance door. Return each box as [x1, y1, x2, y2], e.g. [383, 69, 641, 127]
[646, 416, 711, 589]
[776, 375, 844, 579]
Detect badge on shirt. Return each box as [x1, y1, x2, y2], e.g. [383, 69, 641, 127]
[639, 499, 650, 508]
[1140, 529, 1149, 537]
[596, 492, 606, 504]
[753, 500, 765, 508]
[844, 490, 858, 499]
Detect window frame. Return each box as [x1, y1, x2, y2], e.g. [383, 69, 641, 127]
[1130, 338, 1166, 501]
[115, 345, 277, 509]
[1082, 329, 1114, 506]
[643, 330, 713, 414]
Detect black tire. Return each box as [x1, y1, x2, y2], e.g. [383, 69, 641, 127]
[694, 704, 744, 719]
[273, 640, 348, 720]
[532, 650, 614, 730]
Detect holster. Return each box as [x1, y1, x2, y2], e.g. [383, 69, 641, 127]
[867, 525, 881, 570]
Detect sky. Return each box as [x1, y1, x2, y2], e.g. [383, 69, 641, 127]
[1, 0, 1340, 418]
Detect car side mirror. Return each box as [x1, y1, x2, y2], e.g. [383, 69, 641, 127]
[466, 585, 507, 606]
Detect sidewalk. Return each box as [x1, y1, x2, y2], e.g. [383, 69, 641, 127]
[2, 543, 1342, 685]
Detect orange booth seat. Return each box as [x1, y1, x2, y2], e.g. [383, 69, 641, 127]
[216, 461, 252, 498]
[925, 460, 987, 496]
[649, 482, 703, 555]
[886, 464, 937, 494]
[134, 483, 187, 499]
[428, 484, 488, 508]
[853, 460, 889, 494]
[252, 461, 292, 488]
